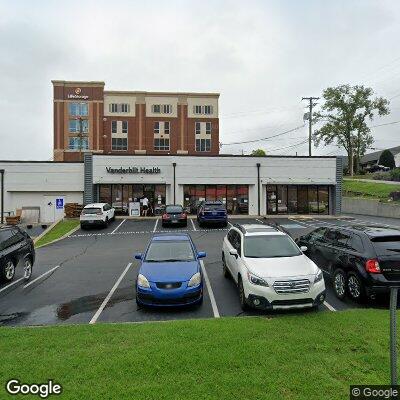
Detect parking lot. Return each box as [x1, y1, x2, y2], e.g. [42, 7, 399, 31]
[1, 213, 400, 326]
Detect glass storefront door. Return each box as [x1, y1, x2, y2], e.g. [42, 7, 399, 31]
[266, 186, 277, 214]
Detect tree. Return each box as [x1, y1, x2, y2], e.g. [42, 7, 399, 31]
[313, 85, 390, 176]
[250, 149, 266, 156]
[379, 149, 396, 169]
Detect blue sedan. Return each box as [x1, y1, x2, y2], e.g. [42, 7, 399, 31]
[135, 233, 206, 307]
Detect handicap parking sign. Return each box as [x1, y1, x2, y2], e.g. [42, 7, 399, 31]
[55, 198, 64, 209]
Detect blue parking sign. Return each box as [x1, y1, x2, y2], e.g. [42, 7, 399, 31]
[56, 198, 64, 209]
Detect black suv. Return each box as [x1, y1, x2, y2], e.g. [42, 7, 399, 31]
[0, 226, 35, 283]
[296, 225, 400, 302]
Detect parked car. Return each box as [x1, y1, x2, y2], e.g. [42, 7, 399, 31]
[80, 203, 115, 229]
[366, 164, 390, 173]
[0, 226, 35, 283]
[296, 224, 400, 302]
[197, 200, 228, 227]
[222, 224, 326, 311]
[135, 233, 206, 307]
[162, 205, 187, 227]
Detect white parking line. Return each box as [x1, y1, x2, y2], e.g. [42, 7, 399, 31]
[323, 301, 336, 312]
[111, 219, 126, 234]
[153, 218, 159, 232]
[200, 260, 220, 318]
[191, 218, 197, 231]
[24, 265, 60, 289]
[228, 221, 233, 228]
[0, 277, 24, 294]
[89, 262, 133, 324]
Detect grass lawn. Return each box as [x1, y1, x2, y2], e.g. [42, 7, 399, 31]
[35, 219, 80, 248]
[0, 309, 396, 399]
[343, 179, 400, 200]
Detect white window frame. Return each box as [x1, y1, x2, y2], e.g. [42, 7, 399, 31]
[195, 122, 201, 135]
[112, 137, 128, 151]
[122, 121, 128, 134]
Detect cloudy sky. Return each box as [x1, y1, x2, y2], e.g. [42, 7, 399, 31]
[1, 0, 400, 159]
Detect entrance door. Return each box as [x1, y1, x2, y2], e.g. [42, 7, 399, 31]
[266, 186, 278, 214]
[42, 196, 65, 223]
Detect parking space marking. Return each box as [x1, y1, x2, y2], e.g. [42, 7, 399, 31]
[0, 277, 24, 294]
[111, 219, 126, 234]
[89, 262, 133, 324]
[323, 301, 336, 312]
[191, 219, 197, 231]
[153, 218, 159, 232]
[200, 260, 220, 318]
[228, 221, 233, 228]
[23, 265, 60, 289]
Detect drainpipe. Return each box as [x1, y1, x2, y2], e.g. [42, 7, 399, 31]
[256, 163, 261, 216]
[172, 162, 176, 204]
[0, 169, 4, 224]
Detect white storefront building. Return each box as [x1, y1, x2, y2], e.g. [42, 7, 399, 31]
[0, 154, 342, 223]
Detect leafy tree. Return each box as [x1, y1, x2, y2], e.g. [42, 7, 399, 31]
[250, 149, 266, 156]
[379, 149, 396, 169]
[313, 85, 389, 176]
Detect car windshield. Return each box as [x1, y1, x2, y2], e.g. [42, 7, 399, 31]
[244, 235, 302, 258]
[145, 241, 195, 262]
[165, 206, 183, 213]
[371, 236, 400, 255]
[82, 208, 102, 215]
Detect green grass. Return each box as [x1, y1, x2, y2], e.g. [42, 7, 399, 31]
[0, 310, 397, 399]
[343, 179, 400, 200]
[35, 219, 80, 248]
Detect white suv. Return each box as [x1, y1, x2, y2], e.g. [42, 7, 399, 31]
[222, 224, 326, 311]
[80, 203, 115, 229]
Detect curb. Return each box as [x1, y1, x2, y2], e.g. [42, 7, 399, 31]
[33, 219, 61, 245]
[35, 221, 81, 249]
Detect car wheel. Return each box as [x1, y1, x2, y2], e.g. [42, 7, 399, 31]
[222, 253, 230, 278]
[104, 217, 109, 227]
[1, 259, 16, 282]
[23, 257, 33, 280]
[238, 276, 249, 311]
[80, 223, 86, 230]
[347, 272, 365, 302]
[332, 268, 346, 300]
[222, 222, 228, 228]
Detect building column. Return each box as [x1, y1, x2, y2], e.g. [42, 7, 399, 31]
[334, 157, 343, 214]
[83, 153, 94, 205]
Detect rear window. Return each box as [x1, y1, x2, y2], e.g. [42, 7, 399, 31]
[165, 206, 183, 213]
[82, 208, 102, 215]
[204, 204, 225, 211]
[371, 236, 400, 255]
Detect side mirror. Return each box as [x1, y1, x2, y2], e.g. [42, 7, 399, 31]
[197, 251, 206, 259]
[300, 246, 308, 253]
[135, 253, 143, 260]
[229, 249, 238, 257]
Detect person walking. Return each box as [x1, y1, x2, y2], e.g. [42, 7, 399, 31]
[142, 196, 149, 216]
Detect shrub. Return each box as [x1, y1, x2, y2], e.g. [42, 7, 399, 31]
[373, 171, 391, 181]
[390, 168, 400, 182]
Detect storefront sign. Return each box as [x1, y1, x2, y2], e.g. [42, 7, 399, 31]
[106, 167, 161, 174]
[67, 87, 89, 100]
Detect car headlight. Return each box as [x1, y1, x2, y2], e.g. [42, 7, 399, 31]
[314, 270, 323, 284]
[188, 272, 201, 287]
[247, 271, 268, 287]
[137, 274, 150, 288]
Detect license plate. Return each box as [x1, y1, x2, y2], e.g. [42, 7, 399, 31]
[89, 220, 94, 224]
[212, 212, 217, 215]
[172, 220, 178, 223]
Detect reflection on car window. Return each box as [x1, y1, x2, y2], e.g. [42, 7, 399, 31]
[145, 241, 195, 262]
[244, 235, 301, 258]
[82, 208, 102, 215]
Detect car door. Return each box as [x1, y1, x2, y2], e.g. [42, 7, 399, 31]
[315, 228, 338, 270]
[11, 228, 30, 263]
[227, 230, 241, 282]
[325, 229, 352, 276]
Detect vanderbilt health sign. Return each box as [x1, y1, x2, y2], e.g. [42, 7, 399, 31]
[106, 166, 161, 174]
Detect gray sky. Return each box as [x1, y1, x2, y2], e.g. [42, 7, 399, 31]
[1, 0, 400, 160]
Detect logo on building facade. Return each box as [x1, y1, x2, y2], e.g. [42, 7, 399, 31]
[106, 167, 161, 174]
[67, 87, 89, 100]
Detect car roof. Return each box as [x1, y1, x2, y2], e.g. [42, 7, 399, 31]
[151, 233, 191, 241]
[232, 223, 285, 236]
[315, 224, 400, 238]
[84, 203, 108, 208]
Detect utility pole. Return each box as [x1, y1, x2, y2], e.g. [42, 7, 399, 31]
[302, 97, 319, 156]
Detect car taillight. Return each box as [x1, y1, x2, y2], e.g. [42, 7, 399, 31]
[366, 259, 381, 274]
[162, 213, 169, 219]
[181, 213, 186, 218]
[96, 212, 103, 215]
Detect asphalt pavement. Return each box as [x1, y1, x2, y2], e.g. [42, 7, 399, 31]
[1, 214, 399, 327]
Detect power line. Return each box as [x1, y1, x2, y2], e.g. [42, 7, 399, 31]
[267, 139, 309, 153]
[370, 120, 400, 128]
[220, 124, 305, 146]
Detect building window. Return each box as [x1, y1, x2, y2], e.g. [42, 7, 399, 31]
[112, 138, 128, 151]
[154, 121, 160, 134]
[194, 105, 202, 115]
[195, 122, 201, 135]
[205, 122, 212, 134]
[69, 137, 89, 150]
[109, 103, 130, 113]
[152, 104, 172, 114]
[69, 119, 88, 133]
[69, 102, 88, 116]
[152, 104, 161, 113]
[193, 105, 213, 115]
[154, 138, 170, 151]
[204, 105, 213, 115]
[111, 121, 117, 134]
[163, 104, 172, 114]
[196, 138, 211, 152]
[122, 121, 128, 134]
[164, 121, 170, 135]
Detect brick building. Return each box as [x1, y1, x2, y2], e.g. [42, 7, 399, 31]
[52, 80, 220, 161]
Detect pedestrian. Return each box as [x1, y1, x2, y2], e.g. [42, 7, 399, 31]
[142, 196, 149, 216]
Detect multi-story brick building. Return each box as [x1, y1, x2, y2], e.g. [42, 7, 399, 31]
[52, 80, 220, 161]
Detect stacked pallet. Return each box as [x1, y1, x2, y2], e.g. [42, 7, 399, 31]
[64, 203, 84, 218]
